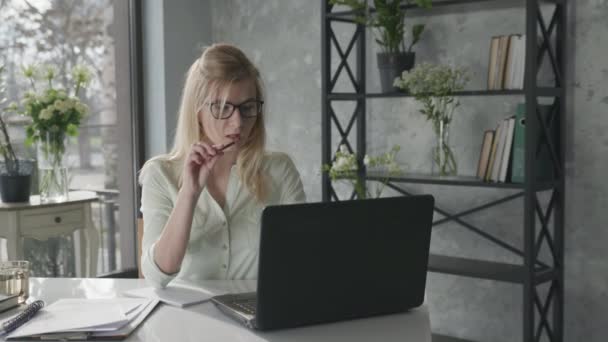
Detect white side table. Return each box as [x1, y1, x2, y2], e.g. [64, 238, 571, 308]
[0, 190, 99, 277]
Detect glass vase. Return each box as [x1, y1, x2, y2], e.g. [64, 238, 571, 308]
[431, 120, 457, 176]
[37, 131, 69, 203]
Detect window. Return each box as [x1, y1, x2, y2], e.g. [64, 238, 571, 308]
[0, 0, 141, 276]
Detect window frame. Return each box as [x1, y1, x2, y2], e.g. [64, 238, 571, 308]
[113, 0, 145, 270]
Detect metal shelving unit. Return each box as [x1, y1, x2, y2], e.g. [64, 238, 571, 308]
[328, 87, 562, 99]
[321, 1, 566, 341]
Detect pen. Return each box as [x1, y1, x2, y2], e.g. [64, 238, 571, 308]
[219, 141, 235, 151]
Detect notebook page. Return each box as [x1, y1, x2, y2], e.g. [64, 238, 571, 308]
[93, 299, 160, 338]
[62, 298, 153, 332]
[123, 285, 215, 307]
[7, 300, 128, 338]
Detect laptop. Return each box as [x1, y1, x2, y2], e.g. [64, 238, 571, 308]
[211, 195, 434, 331]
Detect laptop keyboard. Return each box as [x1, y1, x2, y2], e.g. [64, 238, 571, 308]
[221, 292, 257, 316]
[231, 297, 257, 315]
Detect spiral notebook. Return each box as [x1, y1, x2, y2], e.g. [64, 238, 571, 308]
[3, 298, 159, 340]
[0, 300, 45, 337]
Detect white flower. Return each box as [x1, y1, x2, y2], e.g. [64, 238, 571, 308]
[64, 98, 76, 109]
[75, 103, 88, 115]
[363, 155, 370, 166]
[39, 108, 53, 120]
[334, 156, 348, 170]
[339, 144, 348, 153]
[44, 66, 57, 81]
[72, 65, 92, 85]
[54, 99, 68, 112]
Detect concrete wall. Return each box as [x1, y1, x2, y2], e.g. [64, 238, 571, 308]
[142, 0, 212, 158]
[208, 1, 607, 341]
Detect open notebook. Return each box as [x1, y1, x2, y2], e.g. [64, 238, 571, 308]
[4, 298, 159, 340]
[123, 284, 217, 307]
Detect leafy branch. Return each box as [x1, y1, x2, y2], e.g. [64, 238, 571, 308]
[394, 62, 469, 130]
[330, 0, 432, 54]
[0, 64, 20, 175]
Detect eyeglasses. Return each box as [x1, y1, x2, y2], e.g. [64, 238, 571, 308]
[207, 99, 264, 120]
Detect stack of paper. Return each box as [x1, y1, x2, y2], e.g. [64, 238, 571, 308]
[5, 297, 159, 340]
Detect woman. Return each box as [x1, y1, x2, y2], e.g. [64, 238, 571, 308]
[139, 43, 306, 288]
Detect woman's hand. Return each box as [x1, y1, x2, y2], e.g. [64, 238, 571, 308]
[181, 142, 224, 198]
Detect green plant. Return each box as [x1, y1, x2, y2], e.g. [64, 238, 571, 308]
[394, 62, 469, 175]
[8, 64, 91, 197]
[394, 62, 469, 130]
[323, 144, 402, 199]
[330, 0, 432, 54]
[15, 64, 91, 148]
[0, 65, 21, 175]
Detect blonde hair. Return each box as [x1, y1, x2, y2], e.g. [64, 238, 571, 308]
[140, 43, 267, 202]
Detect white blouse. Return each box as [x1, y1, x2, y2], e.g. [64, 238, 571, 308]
[139, 152, 306, 288]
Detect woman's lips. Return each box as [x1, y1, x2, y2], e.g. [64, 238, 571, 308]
[222, 134, 240, 150]
[226, 134, 240, 142]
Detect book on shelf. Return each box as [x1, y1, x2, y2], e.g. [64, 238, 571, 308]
[476, 130, 495, 180]
[490, 118, 509, 182]
[487, 34, 526, 90]
[494, 35, 510, 90]
[499, 117, 516, 182]
[510, 103, 557, 183]
[506, 34, 525, 89]
[503, 35, 516, 89]
[487, 36, 500, 90]
[484, 121, 502, 181]
[478, 116, 516, 183]
[477, 103, 556, 184]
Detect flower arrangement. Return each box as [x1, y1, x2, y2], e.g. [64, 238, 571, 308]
[17, 64, 91, 147]
[394, 62, 469, 175]
[7, 64, 91, 202]
[323, 144, 402, 199]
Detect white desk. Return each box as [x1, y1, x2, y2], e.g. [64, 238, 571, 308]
[2, 278, 432, 342]
[0, 191, 99, 277]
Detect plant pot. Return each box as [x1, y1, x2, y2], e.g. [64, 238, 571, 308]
[377, 52, 416, 92]
[0, 174, 32, 203]
[0, 159, 34, 203]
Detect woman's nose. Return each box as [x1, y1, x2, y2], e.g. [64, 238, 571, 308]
[229, 108, 242, 127]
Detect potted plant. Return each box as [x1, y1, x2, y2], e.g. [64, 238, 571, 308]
[330, 0, 432, 92]
[13, 64, 91, 203]
[0, 65, 34, 202]
[394, 62, 469, 176]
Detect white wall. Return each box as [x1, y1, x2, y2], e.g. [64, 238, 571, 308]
[142, 0, 212, 159]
